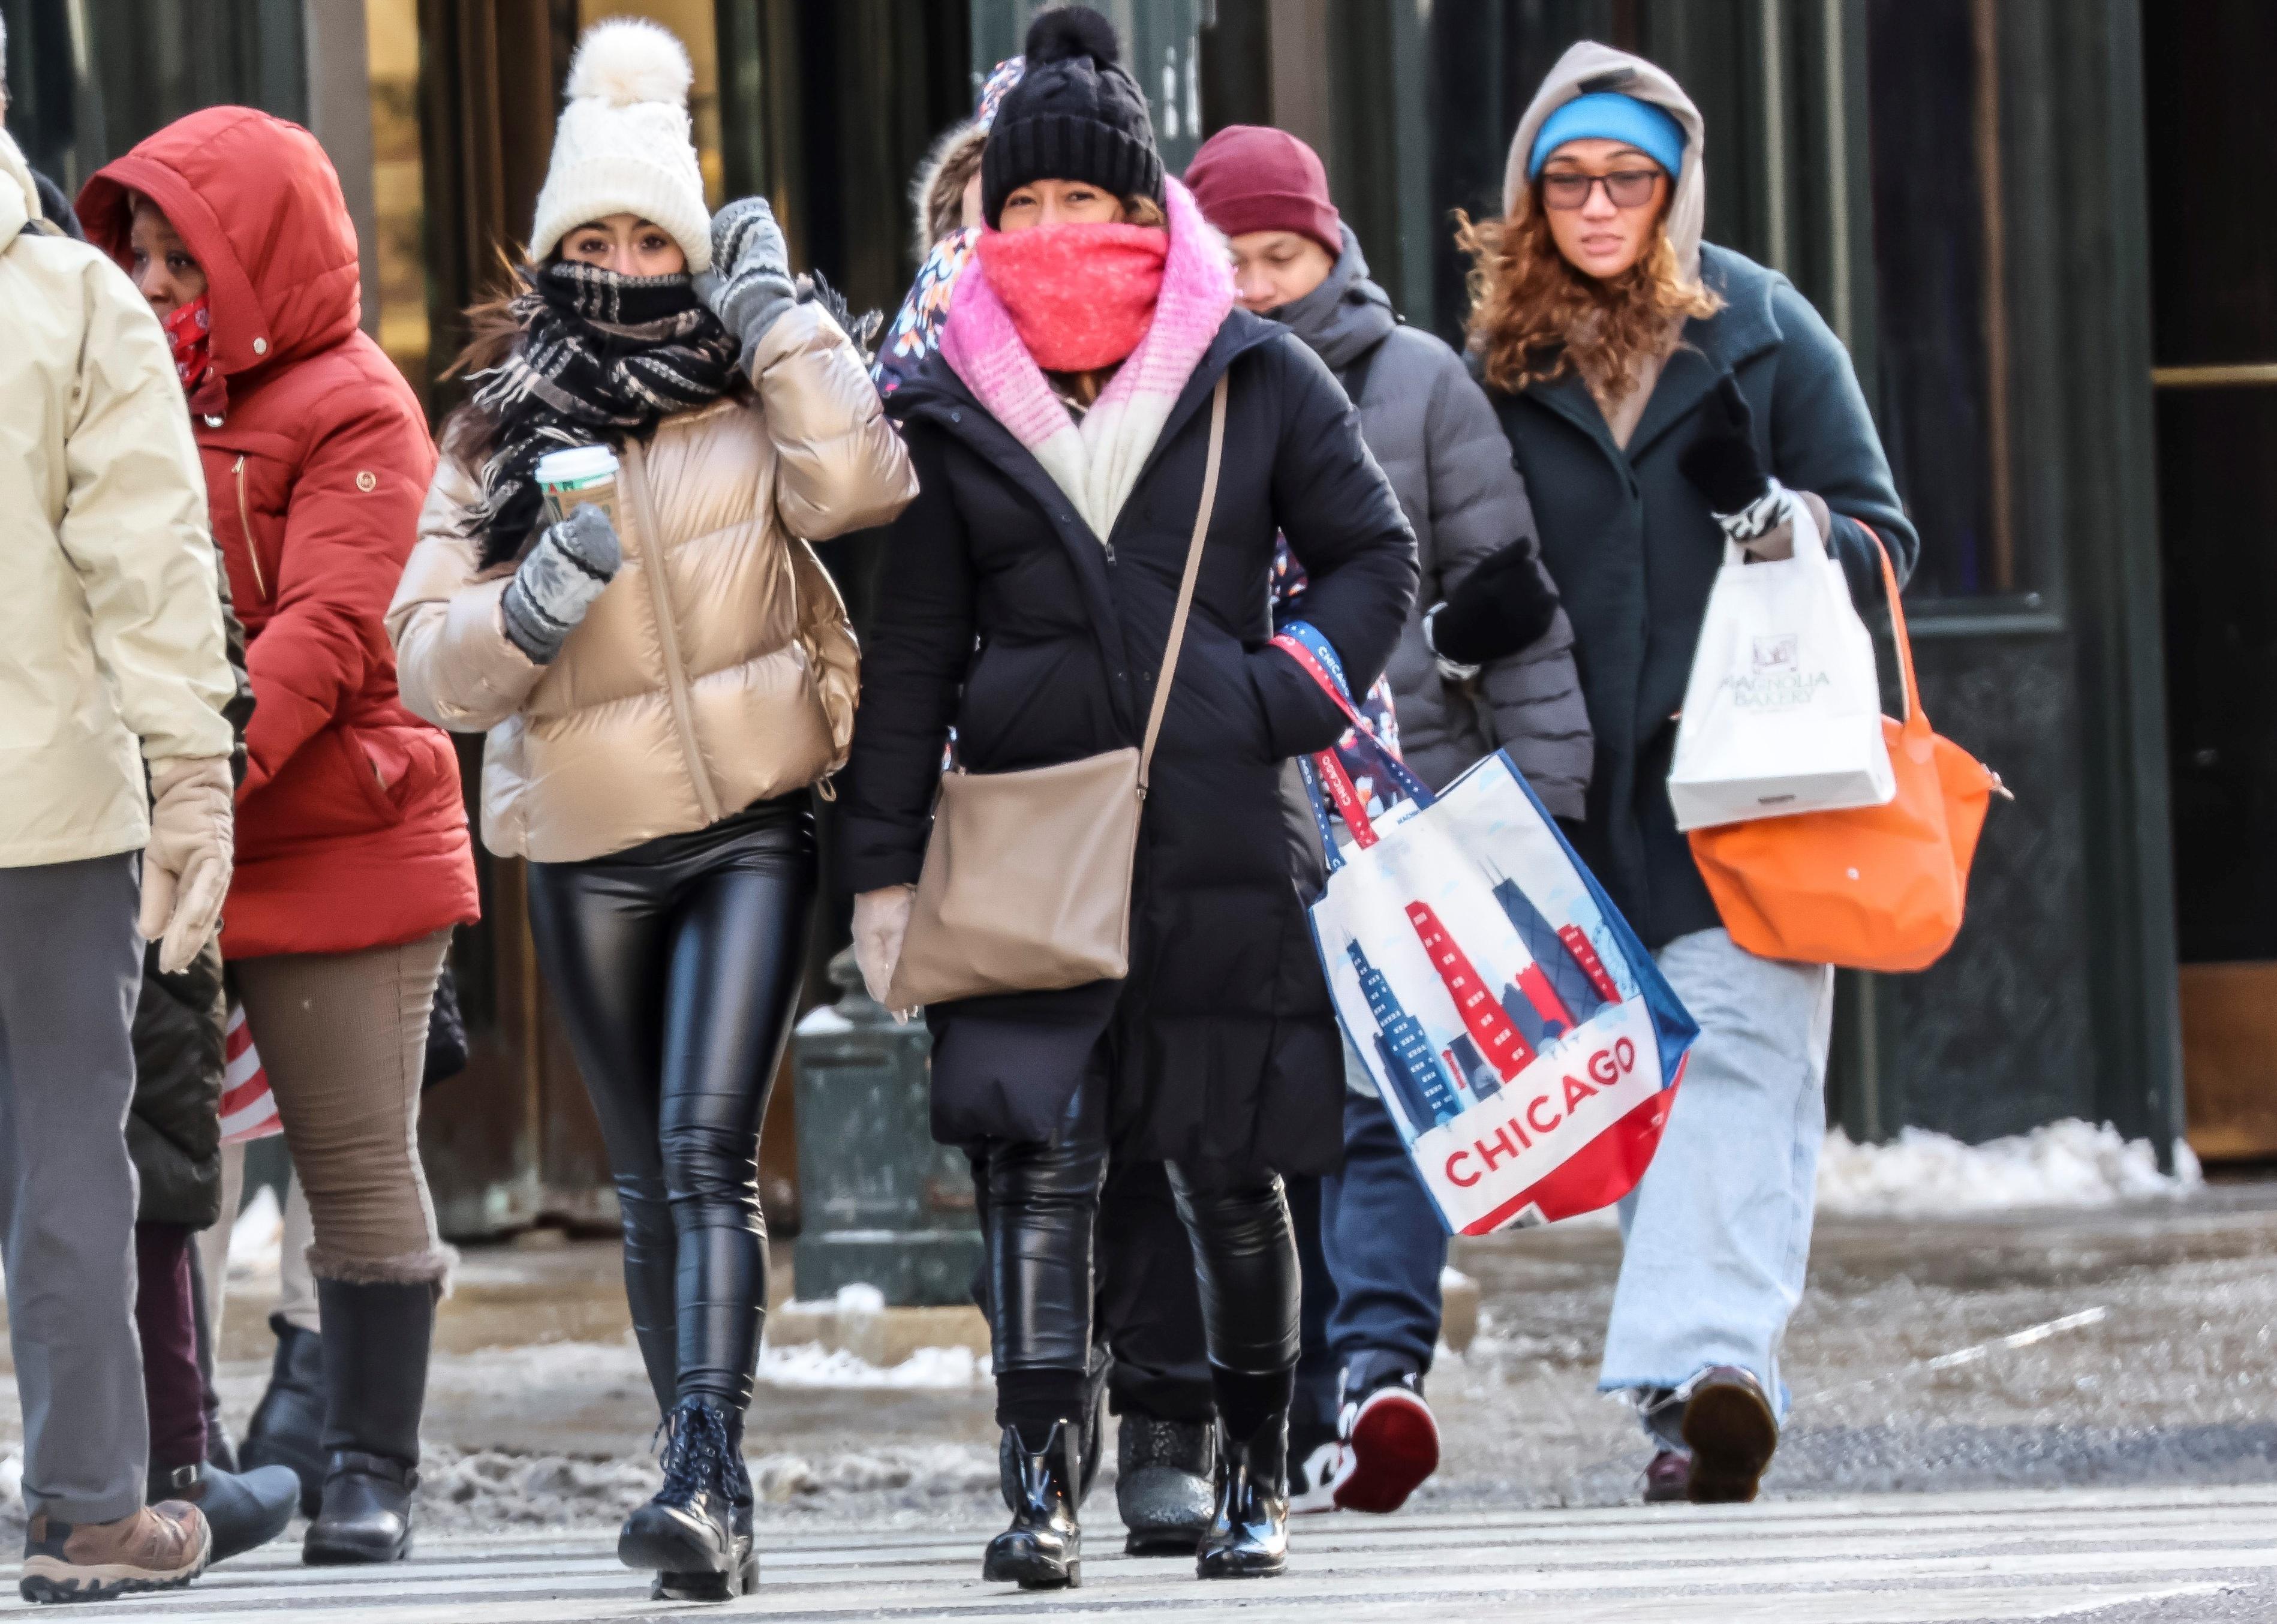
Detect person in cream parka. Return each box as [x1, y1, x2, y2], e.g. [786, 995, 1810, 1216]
[387, 17, 915, 1600]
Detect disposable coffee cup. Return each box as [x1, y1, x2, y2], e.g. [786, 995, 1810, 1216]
[535, 444, 621, 532]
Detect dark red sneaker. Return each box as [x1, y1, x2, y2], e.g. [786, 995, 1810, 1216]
[1681, 1367, 1778, 1503]
[1641, 1449, 1691, 1502]
[1329, 1376, 1440, 1514]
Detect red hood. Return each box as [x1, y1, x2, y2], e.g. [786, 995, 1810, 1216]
[79, 106, 361, 383]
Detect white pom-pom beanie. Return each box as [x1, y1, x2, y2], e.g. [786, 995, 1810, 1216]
[530, 17, 712, 271]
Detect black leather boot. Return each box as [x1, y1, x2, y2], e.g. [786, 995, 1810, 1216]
[1197, 1412, 1290, 1580]
[621, 1397, 756, 1599]
[982, 1421, 1081, 1589]
[149, 1460, 299, 1565]
[305, 1452, 416, 1565]
[188, 1250, 237, 1475]
[203, 1402, 239, 1476]
[302, 1280, 434, 1565]
[241, 1315, 327, 1517]
[1117, 1413, 1215, 1556]
[998, 1345, 1112, 1514]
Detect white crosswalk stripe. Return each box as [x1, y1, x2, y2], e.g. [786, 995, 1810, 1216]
[6, 1487, 2269, 1622]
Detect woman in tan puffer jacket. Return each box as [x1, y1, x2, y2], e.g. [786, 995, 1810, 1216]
[384, 19, 913, 1598]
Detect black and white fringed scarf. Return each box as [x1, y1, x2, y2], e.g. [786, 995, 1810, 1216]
[462, 261, 742, 566]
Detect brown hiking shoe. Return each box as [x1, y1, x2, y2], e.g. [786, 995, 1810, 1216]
[19, 1501, 210, 1604]
[1680, 1367, 1779, 1503]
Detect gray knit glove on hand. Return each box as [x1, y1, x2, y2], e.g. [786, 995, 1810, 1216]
[501, 504, 620, 665]
[695, 197, 798, 363]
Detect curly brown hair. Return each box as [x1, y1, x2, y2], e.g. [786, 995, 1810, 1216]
[1456, 191, 1720, 400]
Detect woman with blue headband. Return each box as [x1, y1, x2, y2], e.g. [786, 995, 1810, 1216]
[1446, 41, 1918, 1508]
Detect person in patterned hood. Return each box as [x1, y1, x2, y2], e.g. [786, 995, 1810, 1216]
[872, 55, 1025, 395]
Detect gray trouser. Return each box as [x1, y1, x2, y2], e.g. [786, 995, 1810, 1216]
[0, 854, 149, 1523]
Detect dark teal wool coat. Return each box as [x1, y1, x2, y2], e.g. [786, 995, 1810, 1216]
[1481, 245, 1919, 949]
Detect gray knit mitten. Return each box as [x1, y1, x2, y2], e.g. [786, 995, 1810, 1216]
[501, 504, 621, 664]
[696, 197, 798, 362]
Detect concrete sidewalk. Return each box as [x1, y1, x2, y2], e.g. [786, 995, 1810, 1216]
[0, 1181, 2269, 1532]
[5, 1486, 2270, 1621]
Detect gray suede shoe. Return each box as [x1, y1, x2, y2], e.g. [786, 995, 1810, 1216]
[1116, 1414, 1214, 1556]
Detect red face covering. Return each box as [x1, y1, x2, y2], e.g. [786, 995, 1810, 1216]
[163, 296, 213, 393]
[974, 222, 1169, 372]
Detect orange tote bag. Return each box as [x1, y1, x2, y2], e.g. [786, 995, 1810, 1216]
[1686, 533, 2009, 972]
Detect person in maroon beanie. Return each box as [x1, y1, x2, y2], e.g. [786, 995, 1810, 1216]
[1187, 127, 1588, 1520]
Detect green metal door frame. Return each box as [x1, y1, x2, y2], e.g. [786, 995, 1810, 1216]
[1685, 0, 2179, 1156]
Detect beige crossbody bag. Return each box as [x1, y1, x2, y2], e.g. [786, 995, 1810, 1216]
[886, 375, 1230, 1008]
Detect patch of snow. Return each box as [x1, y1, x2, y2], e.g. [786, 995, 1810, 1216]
[834, 1282, 886, 1315]
[757, 1341, 989, 1390]
[435, 1339, 648, 1388]
[1816, 1120, 2202, 1217]
[226, 1184, 284, 1277]
[413, 1442, 997, 1530]
[1516, 1118, 2201, 1232]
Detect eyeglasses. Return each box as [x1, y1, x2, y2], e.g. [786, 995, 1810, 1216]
[1538, 170, 1664, 211]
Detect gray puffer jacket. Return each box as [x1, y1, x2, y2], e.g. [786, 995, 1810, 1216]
[1271, 229, 1591, 813]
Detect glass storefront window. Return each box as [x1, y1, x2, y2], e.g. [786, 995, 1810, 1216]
[971, 0, 1206, 175]
[1864, 0, 2019, 600]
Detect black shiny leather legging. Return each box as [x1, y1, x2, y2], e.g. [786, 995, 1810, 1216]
[984, 1117, 1301, 1411]
[526, 797, 815, 1417]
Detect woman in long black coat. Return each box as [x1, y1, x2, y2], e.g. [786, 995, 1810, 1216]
[842, 10, 1414, 1590]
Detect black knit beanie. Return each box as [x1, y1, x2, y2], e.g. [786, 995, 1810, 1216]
[981, 7, 1165, 228]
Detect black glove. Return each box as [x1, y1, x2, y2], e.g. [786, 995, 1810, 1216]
[1428, 542, 1561, 668]
[1679, 374, 1772, 516]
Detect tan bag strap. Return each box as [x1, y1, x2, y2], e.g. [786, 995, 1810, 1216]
[1137, 374, 1229, 794]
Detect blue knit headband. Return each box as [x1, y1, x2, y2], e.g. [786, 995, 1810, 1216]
[1527, 92, 1685, 181]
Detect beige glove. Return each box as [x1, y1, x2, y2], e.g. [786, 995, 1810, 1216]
[139, 757, 235, 975]
[852, 884, 916, 1015]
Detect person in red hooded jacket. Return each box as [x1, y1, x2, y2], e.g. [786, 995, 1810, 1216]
[80, 107, 479, 1569]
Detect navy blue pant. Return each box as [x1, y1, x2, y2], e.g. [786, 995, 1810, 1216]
[1291, 1088, 1447, 1441]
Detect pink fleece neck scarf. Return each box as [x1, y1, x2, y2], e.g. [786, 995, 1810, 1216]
[940, 178, 1235, 542]
[974, 222, 1168, 372]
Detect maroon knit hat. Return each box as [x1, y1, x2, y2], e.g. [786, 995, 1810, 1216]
[1183, 125, 1341, 255]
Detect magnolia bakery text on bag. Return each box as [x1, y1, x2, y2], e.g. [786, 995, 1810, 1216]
[1668, 496, 1894, 830]
[1276, 632, 1698, 1237]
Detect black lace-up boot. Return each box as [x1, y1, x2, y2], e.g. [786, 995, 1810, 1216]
[619, 1398, 756, 1599]
[982, 1420, 1082, 1589]
[1197, 1411, 1290, 1579]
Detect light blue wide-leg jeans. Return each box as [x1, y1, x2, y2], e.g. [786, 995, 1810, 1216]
[1598, 927, 1834, 1435]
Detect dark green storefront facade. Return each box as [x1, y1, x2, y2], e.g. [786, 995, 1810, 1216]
[7, 0, 2243, 1213]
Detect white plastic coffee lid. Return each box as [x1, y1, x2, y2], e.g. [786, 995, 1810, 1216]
[535, 444, 619, 486]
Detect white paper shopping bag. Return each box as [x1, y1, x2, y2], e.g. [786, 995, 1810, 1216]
[1667, 497, 1894, 831]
